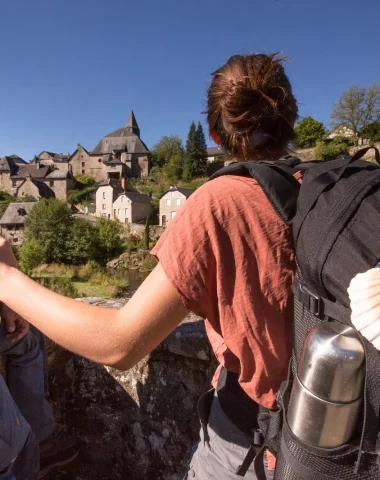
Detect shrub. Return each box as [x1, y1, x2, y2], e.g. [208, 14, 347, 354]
[19, 239, 47, 274]
[314, 140, 349, 161]
[140, 254, 158, 272]
[32, 276, 78, 298]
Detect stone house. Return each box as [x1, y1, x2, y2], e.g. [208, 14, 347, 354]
[113, 191, 153, 224]
[159, 187, 193, 227]
[33, 151, 71, 170]
[0, 202, 36, 245]
[68, 145, 104, 181]
[96, 178, 138, 220]
[0, 156, 75, 200]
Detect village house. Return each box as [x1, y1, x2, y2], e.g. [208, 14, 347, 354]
[32, 111, 150, 183]
[112, 191, 153, 224]
[326, 126, 370, 145]
[0, 202, 36, 245]
[207, 146, 227, 162]
[159, 186, 193, 227]
[96, 177, 152, 224]
[0, 156, 75, 200]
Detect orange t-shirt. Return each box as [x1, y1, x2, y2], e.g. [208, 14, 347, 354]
[152, 175, 295, 411]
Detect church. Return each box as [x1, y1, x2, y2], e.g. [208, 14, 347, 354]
[33, 111, 150, 182]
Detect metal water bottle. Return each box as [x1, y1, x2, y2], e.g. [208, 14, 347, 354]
[287, 322, 365, 448]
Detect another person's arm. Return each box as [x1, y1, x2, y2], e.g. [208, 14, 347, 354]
[0, 256, 189, 369]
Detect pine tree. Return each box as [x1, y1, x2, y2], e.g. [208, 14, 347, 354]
[183, 121, 198, 180]
[195, 122, 208, 177]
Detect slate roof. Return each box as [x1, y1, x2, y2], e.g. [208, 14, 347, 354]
[0, 202, 36, 225]
[45, 170, 71, 179]
[207, 146, 226, 156]
[117, 192, 152, 204]
[11, 165, 50, 179]
[0, 156, 18, 174]
[98, 178, 137, 193]
[8, 155, 27, 164]
[91, 111, 149, 155]
[31, 179, 55, 198]
[160, 186, 193, 199]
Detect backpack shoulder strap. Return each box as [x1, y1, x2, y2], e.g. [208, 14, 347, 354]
[209, 157, 301, 225]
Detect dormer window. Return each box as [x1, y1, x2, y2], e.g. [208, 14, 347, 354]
[17, 208, 26, 216]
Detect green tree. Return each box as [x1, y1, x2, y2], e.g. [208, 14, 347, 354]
[164, 152, 184, 182]
[361, 121, 380, 143]
[194, 122, 208, 177]
[19, 239, 47, 274]
[67, 219, 99, 264]
[95, 218, 123, 259]
[144, 216, 150, 250]
[183, 122, 198, 180]
[331, 84, 380, 136]
[24, 199, 73, 263]
[294, 117, 326, 148]
[151, 135, 184, 168]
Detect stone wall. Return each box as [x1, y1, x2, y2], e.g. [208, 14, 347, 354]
[48, 297, 214, 480]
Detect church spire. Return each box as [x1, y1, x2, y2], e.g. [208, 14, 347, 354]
[125, 110, 140, 137]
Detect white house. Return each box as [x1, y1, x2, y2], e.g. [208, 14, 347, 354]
[113, 191, 153, 224]
[96, 178, 137, 220]
[159, 187, 193, 227]
[326, 126, 356, 140]
[207, 146, 227, 163]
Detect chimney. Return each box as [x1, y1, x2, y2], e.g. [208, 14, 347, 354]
[121, 177, 127, 191]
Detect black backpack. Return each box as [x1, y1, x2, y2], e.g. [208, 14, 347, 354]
[209, 146, 380, 479]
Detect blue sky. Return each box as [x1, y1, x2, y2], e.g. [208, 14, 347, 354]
[0, 0, 379, 161]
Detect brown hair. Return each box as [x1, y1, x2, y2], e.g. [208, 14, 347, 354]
[206, 53, 298, 161]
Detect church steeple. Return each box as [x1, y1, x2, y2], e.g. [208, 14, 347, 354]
[125, 110, 140, 137]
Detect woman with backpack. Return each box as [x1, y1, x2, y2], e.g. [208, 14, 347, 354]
[0, 53, 300, 479]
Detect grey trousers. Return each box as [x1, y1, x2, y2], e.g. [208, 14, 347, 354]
[184, 391, 274, 480]
[0, 320, 55, 479]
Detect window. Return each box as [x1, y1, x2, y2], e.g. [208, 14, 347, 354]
[81, 155, 83, 158]
[49, 181, 54, 187]
[121, 196, 123, 203]
[103, 192, 105, 199]
[12, 180, 16, 187]
[171, 192, 175, 198]
[176, 198, 181, 207]
[102, 204, 106, 210]
[82, 169, 85, 174]
[166, 199, 171, 207]
[81, 162, 85, 167]
[98, 159, 102, 163]
[117, 209, 120, 215]
[102, 213, 107, 218]
[125, 208, 128, 215]
[171, 211, 176, 220]
[162, 215, 167, 227]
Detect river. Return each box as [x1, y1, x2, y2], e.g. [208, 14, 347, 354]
[106, 268, 149, 291]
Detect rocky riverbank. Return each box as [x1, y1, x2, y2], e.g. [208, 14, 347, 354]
[48, 297, 214, 480]
[107, 250, 158, 273]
